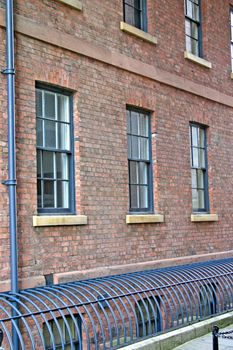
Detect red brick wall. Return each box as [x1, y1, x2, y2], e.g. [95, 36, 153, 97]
[0, 0, 233, 289]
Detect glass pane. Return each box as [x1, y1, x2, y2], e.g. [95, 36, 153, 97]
[56, 153, 69, 180]
[186, 0, 193, 17]
[199, 149, 205, 168]
[186, 35, 192, 53]
[58, 123, 70, 150]
[191, 126, 198, 147]
[57, 181, 69, 208]
[36, 90, 43, 117]
[139, 162, 148, 184]
[192, 147, 199, 167]
[191, 38, 199, 56]
[131, 111, 139, 135]
[126, 110, 131, 133]
[127, 135, 132, 158]
[139, 186, 148, 208]
[37, 180, 42, 208]
[44, 91, 56, 119]
[36, 119, 43, 147]
[198, 190, 205, 209]
[185, 19, 191, 36]
[139, 114, 148, 136]
[199, 128, 205, 147]
[129, 161, 138, 184]
[45, 120, 56, 148]
[140, 138, 149, 160]
[125, 3, 141, 28]
[192, 189, 198, 210]
[37, 150, 42, 178]
[190, 22, 198, 40]
[197, 170, 204, 189]
[57, 95, 69, 122]
[130, 185, 139, 208]
[42, 151, 54, 178]
[43, 180, 54, 208]
[131, 136, 139, 158]
[191, 169, 197, 188]
[43, 324, 52, 348]
[193, 3, 199, 21]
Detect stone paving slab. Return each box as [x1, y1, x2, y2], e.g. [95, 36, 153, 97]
[174, 325, 233, 350]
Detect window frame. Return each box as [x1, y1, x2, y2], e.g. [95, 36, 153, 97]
[36, 83, 76, 215]
[123, 0, 148, 32]
[190, 123, 209, 213]
[127, 106, 153, 213]
[184, 0, 202, 57]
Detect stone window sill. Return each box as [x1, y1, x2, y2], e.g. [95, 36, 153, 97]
[231, 72, 233, 79]
[184, 51, 212, 69]
[57, 0, 82, 10]
[120, 22, 158, 45]
[33, 215, 87, 227]
[126, 214, 164, 224]
[191, 214, 218, 222]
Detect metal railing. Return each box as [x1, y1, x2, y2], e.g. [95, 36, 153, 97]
[0, 258, 233, 349]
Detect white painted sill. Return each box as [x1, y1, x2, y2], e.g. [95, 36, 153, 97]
[191, 214, 218, 222]
[56, 0, 82, 10]
[120, 22, 158, 45]
[184, 51, 212, 69]
[126, 214, 164, 224]
[33, 215, 87, 227]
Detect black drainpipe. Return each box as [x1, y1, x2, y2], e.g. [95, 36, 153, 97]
[1, 0, 19, 348]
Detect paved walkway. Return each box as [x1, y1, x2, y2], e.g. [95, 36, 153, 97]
[174, 325, 233, 350]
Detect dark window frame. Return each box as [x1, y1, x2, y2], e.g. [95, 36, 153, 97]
[190, 123, 209, 213]
[36, 83, 76, 215]
[185, 0, 202, 57]
[127, 106, 153, 213]
[123, 0, 148, 32]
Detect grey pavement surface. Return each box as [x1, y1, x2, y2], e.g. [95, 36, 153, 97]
[174, 325, 233, 350]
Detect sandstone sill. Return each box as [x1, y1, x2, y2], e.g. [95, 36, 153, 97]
[126, 214, 164, 224]
[57, 0, 82, 10]
[191, 213, 218, 222]
[120, 22, 158, 45]
[33, 215, 87, 227]
[184, 51, 212, 69]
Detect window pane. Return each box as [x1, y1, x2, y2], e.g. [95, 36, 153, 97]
[140, 138, 149, 160]
[126, 110, 131, 133]
[197, 170, 204, 189]
[37, 180, 42, 208]
[185, 19, 191, 36]
[131, 136, 139, 158]
[127, 135, 132, 158]
[191, 169, 197, 188]
[199, 149, 205, 168]
[198, 190, 205, 209]
[43, 180, 55, 207]
[192, 188, 198, 210]
[44, 92, 56, 119]
[58, 123, 70, 150]
[186, 35, 192, 53]
[191, 22, 198, 40]
[130, 185, 139, 208]
[129, 161, 138, 184]
[37, 150, 42, 178]
[191, 126, 198, 146]
[43, 151, 54, 178]
[56, 153, 69, 180]
[139, 162, 148, 184]
[192, 148, 199, 167]
[139, 114, 148, 136]
[57, 95, 69, 122]
[131, 111, 139, 135]
[139, 186, 148, 208]
[199, 128, 205, 147]
[36, 119, 43, 147]
[191, 38, 199, 56]
[44, 120, 56, 148]
[57, 181, 69, 208]
[36, 90, 43, 117]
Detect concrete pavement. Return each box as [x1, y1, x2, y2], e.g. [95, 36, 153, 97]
[174, 325, 233, 350]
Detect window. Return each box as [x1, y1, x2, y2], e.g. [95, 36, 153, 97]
[231, 9, 233, 71]
[123, 0, 147, 31]
[185, 0, 202, 56]
[135, 296, 161, 337]
[43, 315, 81, 349]
[127, 108, 153, 212]
[190, 124, 209, 212]
[200, 284, 217, 317]
[36, 86, 75, 214]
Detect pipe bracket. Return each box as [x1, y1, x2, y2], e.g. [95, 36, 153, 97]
[1, 179, 17, 186]
[1, 68, 16, 75]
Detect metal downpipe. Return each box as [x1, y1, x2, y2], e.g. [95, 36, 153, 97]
[2, 0, 19, 348]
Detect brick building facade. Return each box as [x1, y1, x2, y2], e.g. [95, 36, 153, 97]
[0, 0, 233, 293]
